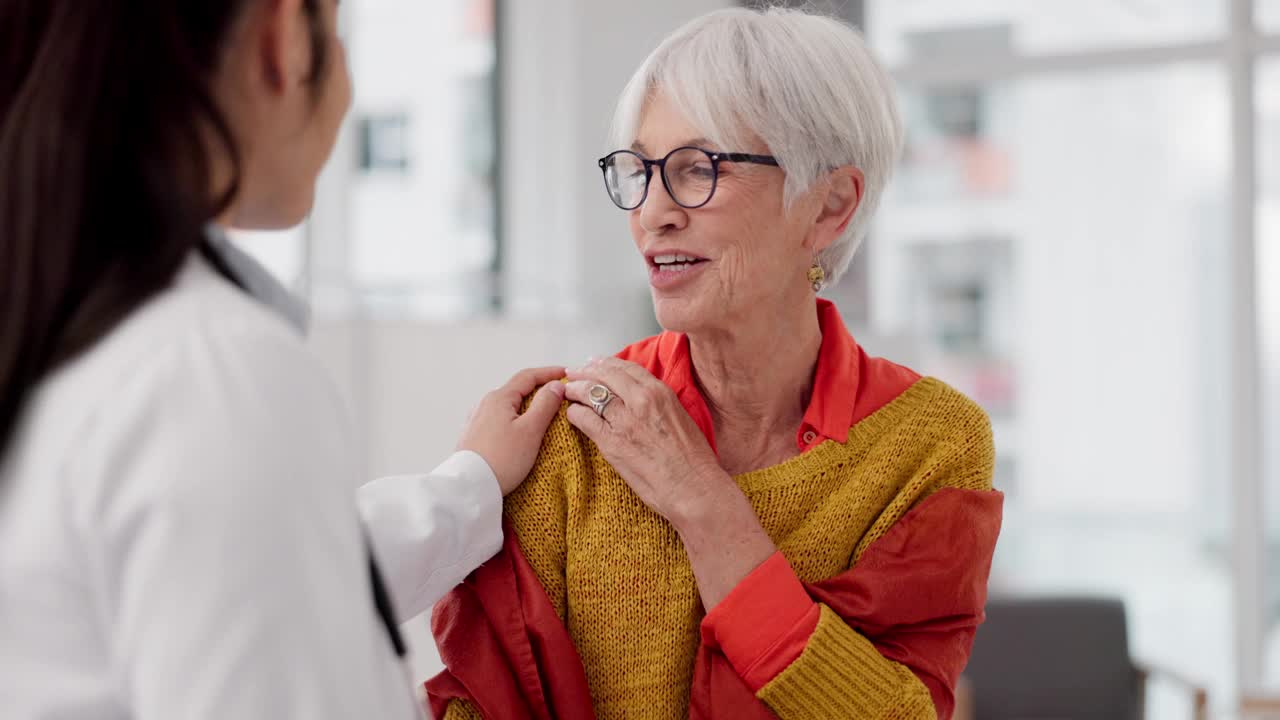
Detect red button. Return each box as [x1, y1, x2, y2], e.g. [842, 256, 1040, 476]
[802, 430, 817, 445]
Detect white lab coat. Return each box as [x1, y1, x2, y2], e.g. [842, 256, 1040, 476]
[0, 250, 502, 719]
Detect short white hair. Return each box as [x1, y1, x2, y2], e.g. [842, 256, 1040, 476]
[610, 6, 904, 286]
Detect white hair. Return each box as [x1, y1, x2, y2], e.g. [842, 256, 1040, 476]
[610, 6, 904, 286]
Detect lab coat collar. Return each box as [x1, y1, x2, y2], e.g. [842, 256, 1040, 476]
[202, 225, 311, 335]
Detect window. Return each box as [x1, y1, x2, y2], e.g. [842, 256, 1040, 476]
[864, 0, 1276, 711]
[870, 1, 1223, 67]
[343, 0, 499, 318]
[228, 0, 500, 320]
[1261, 0, 1280, 32]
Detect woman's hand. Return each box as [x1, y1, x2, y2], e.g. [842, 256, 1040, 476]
[457, 366, 566, 495]
[563, 357, 730, 524]
[565, 357, 778, 609]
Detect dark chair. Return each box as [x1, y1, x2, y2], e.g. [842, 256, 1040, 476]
[955, 596, 1208, 720]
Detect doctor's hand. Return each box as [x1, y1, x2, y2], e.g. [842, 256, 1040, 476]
[457, 366, 566, 495]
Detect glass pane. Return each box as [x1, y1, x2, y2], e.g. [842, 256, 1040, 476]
[867, 64, 1232, 712]
[1261, 0, 1280, 32]
[868, 0, 1225, 67]
[347, 0, 498, 317]
[1258, 59, 1280, 690]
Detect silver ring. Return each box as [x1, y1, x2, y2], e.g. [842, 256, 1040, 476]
[588, 383, 615, 417]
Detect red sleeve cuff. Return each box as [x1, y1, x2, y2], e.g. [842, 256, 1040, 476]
[700, 551, 821, 692]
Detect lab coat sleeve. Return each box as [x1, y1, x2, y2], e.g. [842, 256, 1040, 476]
[80, 327, 422, 720]
[358, 451, 505, 624]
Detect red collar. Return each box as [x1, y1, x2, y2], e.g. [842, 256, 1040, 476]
[616, 299, 920, 455]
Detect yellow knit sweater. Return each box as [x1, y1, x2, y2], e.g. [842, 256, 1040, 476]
[445, 376, 995, 720]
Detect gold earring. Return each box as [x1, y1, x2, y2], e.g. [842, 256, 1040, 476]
[807, 264, 825, 292]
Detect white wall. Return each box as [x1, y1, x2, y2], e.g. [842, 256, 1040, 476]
[346, 320, 620, 477]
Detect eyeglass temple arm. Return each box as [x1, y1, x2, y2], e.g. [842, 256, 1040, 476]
[715, 152, 779, 166]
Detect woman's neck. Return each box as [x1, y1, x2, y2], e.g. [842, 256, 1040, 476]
[687, 299, 822, 473]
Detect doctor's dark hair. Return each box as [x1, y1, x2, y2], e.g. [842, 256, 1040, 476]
[0, 0, 330, 461]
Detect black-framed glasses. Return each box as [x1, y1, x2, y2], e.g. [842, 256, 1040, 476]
[597, 146, 779, 210]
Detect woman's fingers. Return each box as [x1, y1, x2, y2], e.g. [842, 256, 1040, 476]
[589, 357, 655, 388]
[457, 366, 565, 496]
[565, 402, 608, 442]
[515, 381, 566, 432]
[565, 379, 629, 424]
[566, 360, 649, 414]
[499, 366, 567, 411]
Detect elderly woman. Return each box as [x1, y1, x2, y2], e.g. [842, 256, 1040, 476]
[426, 7, 1002, 720]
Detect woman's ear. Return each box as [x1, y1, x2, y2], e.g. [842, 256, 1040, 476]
[806, 166, 863, 253]
[254, 0, 311, 94]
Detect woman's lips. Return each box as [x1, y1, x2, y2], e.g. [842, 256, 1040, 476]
[648, 258, 710, 290]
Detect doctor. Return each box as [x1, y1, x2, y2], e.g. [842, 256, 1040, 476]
[0, 1, 558, 719]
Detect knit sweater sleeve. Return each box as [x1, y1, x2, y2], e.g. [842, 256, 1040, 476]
[755, 604, 940, 720]
[703, 392, 1000, 720]
[502, 402, 575, 619]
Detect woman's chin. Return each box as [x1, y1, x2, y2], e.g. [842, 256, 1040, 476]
[651, 294, 709, 333]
